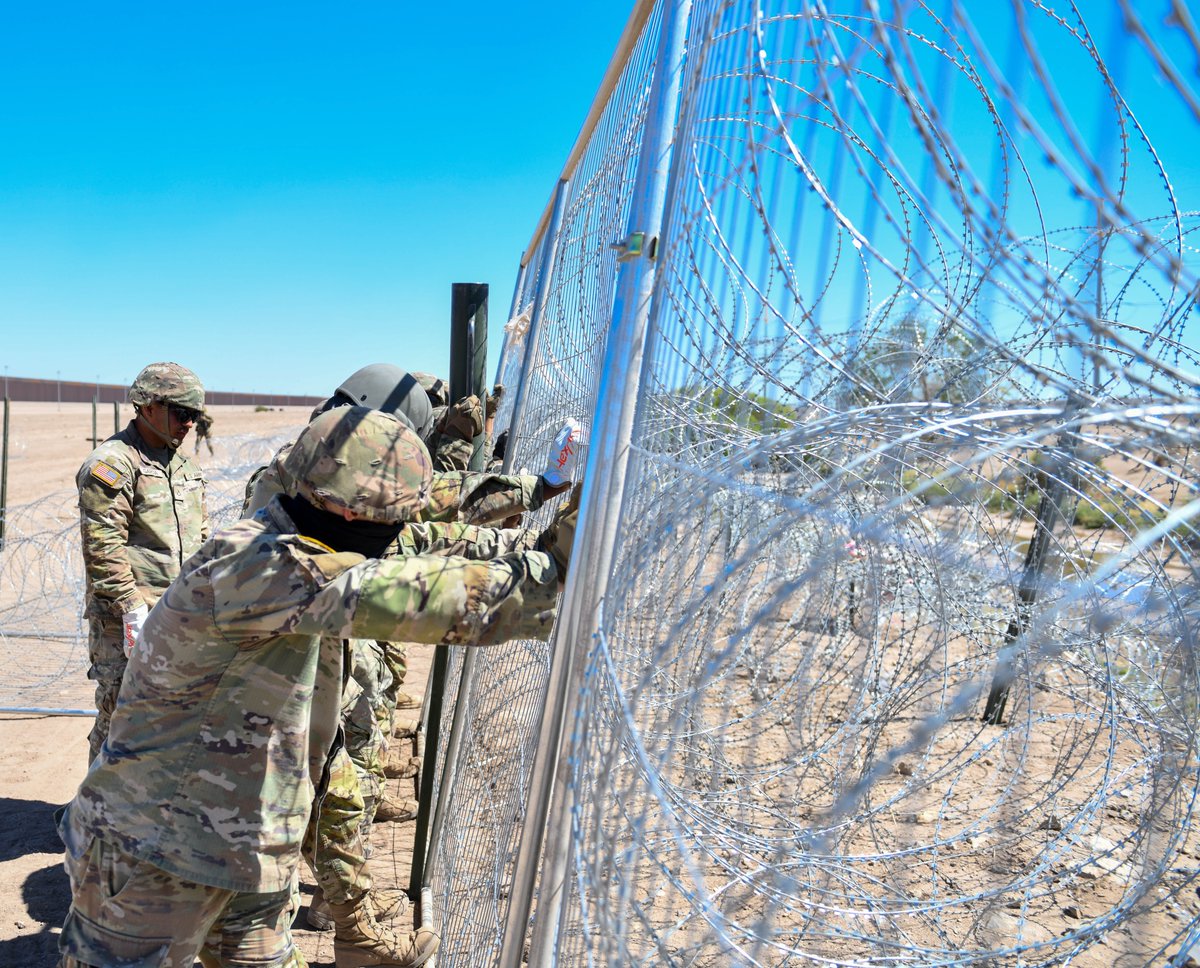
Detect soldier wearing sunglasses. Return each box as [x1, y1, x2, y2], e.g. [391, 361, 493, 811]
[75, 361, 209, 762]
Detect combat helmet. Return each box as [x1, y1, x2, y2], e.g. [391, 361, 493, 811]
[128, 362, 205, 410]
[315, 364, 435, 439]
[413, 372, 449, 410]
[283, 406, 432, 524]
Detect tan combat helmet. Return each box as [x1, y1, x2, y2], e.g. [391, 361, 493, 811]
[282, 406, 432, 524]
[128, 362, 205, 410]
[412, 372, 449, 410]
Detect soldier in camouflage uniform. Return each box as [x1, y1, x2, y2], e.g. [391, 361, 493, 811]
[58, 406, 570, 968]
[76, 362, 208, 763]
[240, 365, 568, 932]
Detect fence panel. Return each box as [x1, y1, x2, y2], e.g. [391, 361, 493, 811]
[434, 1, 1200, 965]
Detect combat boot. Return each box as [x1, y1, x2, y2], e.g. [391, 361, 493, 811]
[383, 752, 421, 780]
[330, 895, 439, 968]
[395, 690, 421, 710]
[309, 886, 411, 931]
[392, 717, 420, 740]
[373, 794, 419, 824]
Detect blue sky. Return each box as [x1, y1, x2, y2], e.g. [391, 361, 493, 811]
[0, 2, 630, 395]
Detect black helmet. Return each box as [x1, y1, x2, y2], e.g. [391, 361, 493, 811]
[314, 364, 434, 438]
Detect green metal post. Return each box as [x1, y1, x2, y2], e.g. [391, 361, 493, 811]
[409, 282, 488, 899]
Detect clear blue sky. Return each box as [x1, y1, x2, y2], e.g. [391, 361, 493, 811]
[0, 2, 631, 395]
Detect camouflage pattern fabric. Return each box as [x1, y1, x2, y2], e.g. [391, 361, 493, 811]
[61, 496, 560, 895]
[412, 372, 449, 409]
[283, 407, 432, 524]
[244, 439, 547, 526]
[424, 394, 484, 472]
[84, 614, 125, 768]
[77, 420, 208, 760]
[195, 408, 215, 455]
[301, 745, 373, 905]
[58, 807, 303, 968]
[343, 640, 391, 806]
[128, 361, 205, 410]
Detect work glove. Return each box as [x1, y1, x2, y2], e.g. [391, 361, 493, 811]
[485, 385, 504, 419]
[122, 604, 149, 657]
[537, 484, 582, 579]
[437, 395, 485, 441]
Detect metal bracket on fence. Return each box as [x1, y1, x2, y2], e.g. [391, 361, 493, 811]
[610, 231, 657, 261]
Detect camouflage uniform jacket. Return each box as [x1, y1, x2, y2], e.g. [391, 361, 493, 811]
[62, 497, 559, 894]
[77, 421, 209, 616]
[243, 439, 545, 526]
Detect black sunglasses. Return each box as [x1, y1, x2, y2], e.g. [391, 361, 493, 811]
[169, 405, 202, 424]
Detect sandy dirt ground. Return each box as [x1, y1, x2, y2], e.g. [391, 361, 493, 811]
[0, 402, 432, 966]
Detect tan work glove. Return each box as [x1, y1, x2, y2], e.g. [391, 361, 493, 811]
[437, 395, 485, 441]
[537, 484, 582, 579]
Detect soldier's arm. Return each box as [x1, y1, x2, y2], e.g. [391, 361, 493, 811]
[241, 444, 292, 519]
[347, 550, 560, 646]
[77, 454, 142, 614]
[200, 477, 211, 541]
[420, 470, 545, 526]
[392, 520, 538, 559]
[209, 536, 558, 647]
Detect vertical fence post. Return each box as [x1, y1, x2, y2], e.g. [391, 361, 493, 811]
[0, 396, 9, 552]
[91, 398, 98, 448]
[410, 283, 489, 900]
[499, 1, 696, 963]
[112, 400, 120, 435]
[421, 259, 534, 904]
[982, 434, 1080, 724]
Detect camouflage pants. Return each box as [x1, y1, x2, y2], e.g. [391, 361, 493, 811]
[85, 613, 126, 764]
[344, 640, 392, 809]
[302, 745, 371, 905]
[59, 834, 305, 967]
[379, 641, 410, 729]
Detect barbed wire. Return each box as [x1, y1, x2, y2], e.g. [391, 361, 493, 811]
[438, 1, 1200, 965]
[0, 429, 300, 711]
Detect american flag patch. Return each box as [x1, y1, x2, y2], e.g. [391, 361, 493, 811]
[90, 460, 125, 488]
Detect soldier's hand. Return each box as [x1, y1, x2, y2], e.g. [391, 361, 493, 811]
[122, 604, 149, 657]
[486, 385, 504, 419]
[537, 484, 581, 580]
[437, 395, 485, 441]
[539, 475, 573, 501]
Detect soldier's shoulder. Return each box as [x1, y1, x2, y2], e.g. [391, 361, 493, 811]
[78, 439, 138, 491]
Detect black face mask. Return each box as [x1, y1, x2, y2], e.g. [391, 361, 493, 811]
[278, 494, 402, 559]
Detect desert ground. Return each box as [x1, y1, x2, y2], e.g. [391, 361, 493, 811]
[0, 402, 431, 967]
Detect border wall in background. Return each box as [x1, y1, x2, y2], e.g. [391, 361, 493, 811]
[428, 1, 1200, 966]
[0, 375, 320, 408]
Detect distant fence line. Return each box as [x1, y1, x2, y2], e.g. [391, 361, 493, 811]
[0, 375, 320, 408]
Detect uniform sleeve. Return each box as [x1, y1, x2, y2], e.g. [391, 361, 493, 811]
[206, 535, 557, 647]
[77, 453, 141, 614]
[420, 471, 542, 525]
[346, 551, 560, 646]
[241, 444, 291, 519]
[392, 521, 539, 558]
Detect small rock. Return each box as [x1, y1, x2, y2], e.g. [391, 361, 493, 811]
[14, 920, 26, 930]
[1063, 905, 1083, 919]
[1040, 814, 1064, 831]
[896, 760, 914, 776]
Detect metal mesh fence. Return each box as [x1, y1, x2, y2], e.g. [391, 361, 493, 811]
[433, 1, 1200, 965]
